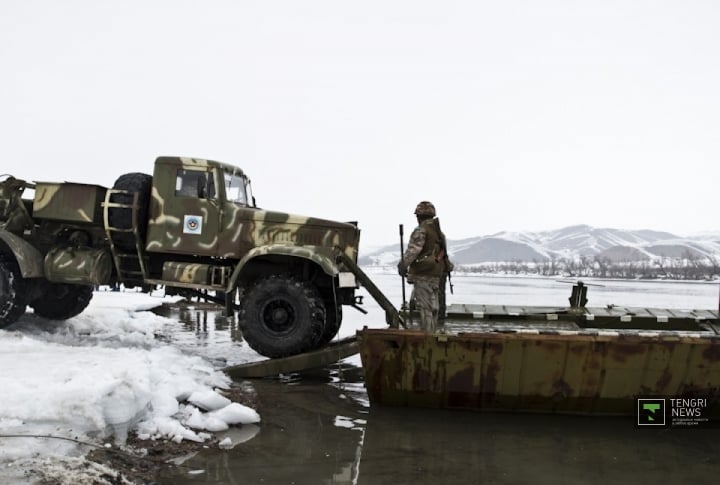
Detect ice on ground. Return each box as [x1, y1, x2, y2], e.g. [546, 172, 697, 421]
[0, 290, 261, 482]
[183, 406, 229, 432]
[218, 437, 233, 449]
[209, 402, 261, 425]
[188, 389, 232, 411]
[179, 401, 260, 432]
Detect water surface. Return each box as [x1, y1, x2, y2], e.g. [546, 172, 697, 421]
[156, 274, 720, 484]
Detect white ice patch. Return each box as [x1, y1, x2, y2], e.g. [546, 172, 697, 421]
[0, 291, 260, 480]
[208, 402, 261, 425]
[102, 381, 152, 445]
[187, 389, 232, 411]
[183, 406, 229, 432]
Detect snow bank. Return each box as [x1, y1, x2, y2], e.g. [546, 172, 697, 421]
[0, 291, 260, 475]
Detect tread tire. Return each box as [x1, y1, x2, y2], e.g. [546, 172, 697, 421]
[316, 300, 342, 347]
[30, 283, 93, 320]
[238, 275, 326, 358]
[108, 173, 152, 250]
[0, 256, 27, 328]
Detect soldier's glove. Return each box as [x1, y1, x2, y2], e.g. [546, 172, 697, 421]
[397, 261, 408, 277]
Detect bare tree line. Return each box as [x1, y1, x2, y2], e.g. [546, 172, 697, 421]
[454, 252, 720, 281]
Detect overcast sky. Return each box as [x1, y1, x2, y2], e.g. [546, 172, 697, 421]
[2, 1, 719, 248]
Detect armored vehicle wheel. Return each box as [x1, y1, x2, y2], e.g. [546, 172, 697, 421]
[0, 257, 27, 328]
[108, 172, 152, 250]
[238, 275, 326, 358]
[30, 283, 93, 320]
[316, 301, 342, 347]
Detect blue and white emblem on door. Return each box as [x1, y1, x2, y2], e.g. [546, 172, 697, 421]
[183, 215, 203, 235]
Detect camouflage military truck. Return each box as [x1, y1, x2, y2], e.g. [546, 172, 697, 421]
[0, 156, 372, 358]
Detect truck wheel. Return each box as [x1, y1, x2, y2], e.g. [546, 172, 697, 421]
[108, 173, 152, 250]
[238, 275, 326, 358]
[316, 301, 342, 347]
[30, 283, 93, 320]
[0, 257, 27, 328]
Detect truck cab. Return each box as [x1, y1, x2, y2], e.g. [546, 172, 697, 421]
[145, 157, 252, 257]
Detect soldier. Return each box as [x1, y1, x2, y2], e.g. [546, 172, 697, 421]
[397, 201, 452, 333]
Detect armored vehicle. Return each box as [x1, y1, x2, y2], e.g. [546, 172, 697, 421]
[0, 156, 397, 358]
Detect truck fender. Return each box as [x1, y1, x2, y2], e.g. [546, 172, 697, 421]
[226, 244, 338, 292]
[0, 230, 45, 278]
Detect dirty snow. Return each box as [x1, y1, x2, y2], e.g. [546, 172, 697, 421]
[0, 290, 260, 483]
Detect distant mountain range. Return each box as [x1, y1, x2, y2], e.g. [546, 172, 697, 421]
[359, 225, 720, 266]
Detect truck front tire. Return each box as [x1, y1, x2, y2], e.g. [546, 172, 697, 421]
[317, 301, 342, 346]
[238, 275, 326, 358]
[30, 283, 93, 320]
[0, 256, 27, 328]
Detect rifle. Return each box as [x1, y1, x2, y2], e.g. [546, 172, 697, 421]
[433, 218, 454, 294]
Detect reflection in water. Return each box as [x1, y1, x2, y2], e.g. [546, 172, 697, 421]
[163, 377, 366, 484]
[359, 407, 720, 485]
[174, 305, 233, 336]
[216, 424, 261, 449]
[152, 303, 250, 367]
[162, 372, 720, 485]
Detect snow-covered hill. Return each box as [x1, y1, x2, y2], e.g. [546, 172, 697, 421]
[359, 225, 720, 266]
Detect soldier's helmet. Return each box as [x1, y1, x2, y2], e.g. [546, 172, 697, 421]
[414, 201, 436, 217]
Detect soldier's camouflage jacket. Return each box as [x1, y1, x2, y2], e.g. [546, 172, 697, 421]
[403, 218, 448, 282]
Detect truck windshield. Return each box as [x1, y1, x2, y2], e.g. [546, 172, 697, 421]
[224, 172, 248, 204]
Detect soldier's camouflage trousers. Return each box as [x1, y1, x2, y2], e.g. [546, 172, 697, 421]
[410, 278, 440, 333]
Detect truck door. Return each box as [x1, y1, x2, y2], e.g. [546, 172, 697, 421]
[146, 166, 221, 256]
[217, 170, 255, 258]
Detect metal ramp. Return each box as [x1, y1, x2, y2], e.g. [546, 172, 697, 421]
[224, 335, 360, 378]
